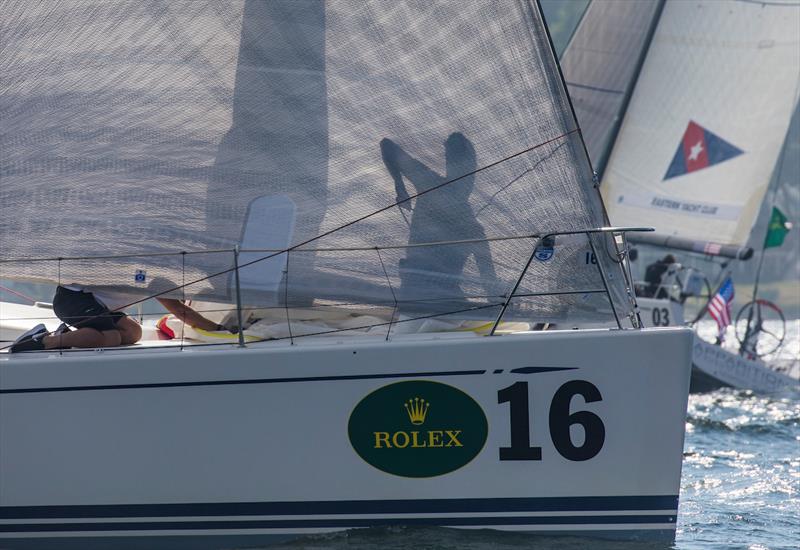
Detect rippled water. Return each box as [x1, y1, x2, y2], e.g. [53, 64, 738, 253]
[678, 388, 799, 549]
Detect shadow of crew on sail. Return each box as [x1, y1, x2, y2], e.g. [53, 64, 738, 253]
[209, 0, 327, 306]
[380, 133, 496, 313]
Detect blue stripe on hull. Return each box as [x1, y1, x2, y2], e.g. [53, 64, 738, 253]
[0, 369, 487, 395]
[0, 366, 578, 395]
[0, 495, 678, 519]
[0, 531, 679, 550]
[0, 514, 677, 533]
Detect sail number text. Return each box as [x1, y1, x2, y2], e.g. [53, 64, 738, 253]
[498, 380, 605, 461]
[651, 307, 670, 326]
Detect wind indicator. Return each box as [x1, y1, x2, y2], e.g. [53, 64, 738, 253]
[763, 206, 792, 249]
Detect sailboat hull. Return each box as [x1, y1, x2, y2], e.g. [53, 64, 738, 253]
[691, 337, 798, 393]
[0, 328, 691, 546]
[637, 298, 798, 393]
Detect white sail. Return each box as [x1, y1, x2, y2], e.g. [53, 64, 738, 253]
[0, 0, 635, 324]
[560, 0, 663, 175]
[600, 0, 800, 247]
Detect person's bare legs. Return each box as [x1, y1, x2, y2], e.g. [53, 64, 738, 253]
[40, 316, 141, 349]
[116, 316, 142, 345]
[41, 328, 120, 349]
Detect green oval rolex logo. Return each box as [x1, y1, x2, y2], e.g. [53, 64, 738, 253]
[348, 380, 488, 478]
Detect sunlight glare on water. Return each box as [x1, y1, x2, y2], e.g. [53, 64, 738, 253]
[678, 386, 799, 549]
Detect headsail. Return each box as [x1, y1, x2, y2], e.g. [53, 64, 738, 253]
[597, 0, 800, 249]
[560, 0, 664, 177]
[0, 1, 633, 324]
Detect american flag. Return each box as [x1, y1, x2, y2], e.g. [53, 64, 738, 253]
[708, 277, 735, 340]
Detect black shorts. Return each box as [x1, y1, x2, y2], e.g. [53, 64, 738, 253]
[53, 286, 126, 332]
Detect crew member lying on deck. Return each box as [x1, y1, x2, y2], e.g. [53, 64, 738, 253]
[9, 285, 224, 353]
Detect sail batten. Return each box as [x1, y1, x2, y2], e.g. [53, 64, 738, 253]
[1, 0, 633, 324]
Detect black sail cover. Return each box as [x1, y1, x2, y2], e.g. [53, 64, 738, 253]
[0, 0, 634, 324]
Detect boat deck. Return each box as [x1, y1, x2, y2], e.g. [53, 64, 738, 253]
[0, 300, 501, 359]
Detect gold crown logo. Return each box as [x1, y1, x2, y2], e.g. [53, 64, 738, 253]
[404, 397, 430, 425]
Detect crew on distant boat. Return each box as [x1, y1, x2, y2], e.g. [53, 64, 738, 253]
[9, 285, 224, 352]
[642, 254, 677, 299]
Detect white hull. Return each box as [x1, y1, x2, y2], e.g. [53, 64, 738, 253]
[637, 298, 798, 393]
[0, 327, 692, 546]
[692, 337, 797, 393]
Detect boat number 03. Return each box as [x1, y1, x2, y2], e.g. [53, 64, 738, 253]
[651, 307, 670, 326]
[498, 380, 605, 462]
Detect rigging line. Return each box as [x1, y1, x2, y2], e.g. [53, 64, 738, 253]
[1, 233, 542, 263]
[0, 294, 512, 324]
[186, 128, 575, 268]
[2, 302, 505, 355]
[477, 170, 533, 217]
[0, 292, 517, 322]
[180, 251, 186, 350]
[46, 129, 581, 317]
[0, 284, 37, 304]
[565, 82, 625, 96]
[283, 251, 293, 345]
[475, 141, 568, 216]
[374, 248, 398, 341]
[0, 248, 240, 263]
[236, 234, 538, 252]
[734, 0, 800, 6]
[397, 202, 412, 229]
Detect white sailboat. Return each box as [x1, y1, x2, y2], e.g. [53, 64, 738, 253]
[0, 1, 692, 547]
[561, 0, 800, 392]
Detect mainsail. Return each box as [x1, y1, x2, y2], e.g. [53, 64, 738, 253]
[0, 0, 634, 324]
[593, 0, 800, 250]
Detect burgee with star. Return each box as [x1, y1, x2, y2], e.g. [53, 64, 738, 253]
[664, 120, 743, 180]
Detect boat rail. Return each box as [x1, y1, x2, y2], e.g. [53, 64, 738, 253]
[1, 226, 653, 352]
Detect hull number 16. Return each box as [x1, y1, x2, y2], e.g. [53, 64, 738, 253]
[498, 380, 605, 461]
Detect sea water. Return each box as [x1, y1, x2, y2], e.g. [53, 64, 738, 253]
[242, 322, 799, 550]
